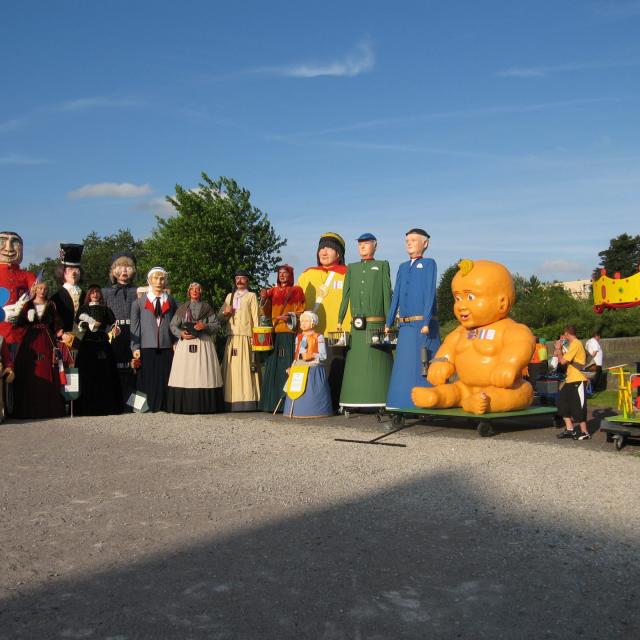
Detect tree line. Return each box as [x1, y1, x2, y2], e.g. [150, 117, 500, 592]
[28, 172, 640, 339]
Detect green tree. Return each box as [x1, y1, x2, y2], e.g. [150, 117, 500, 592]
[140, 174, 286, 306]
[27, 228, 145, 293]
[81, 229, 146, 287]
[595, 233, 640, 278]
[436, 261, 460, 326]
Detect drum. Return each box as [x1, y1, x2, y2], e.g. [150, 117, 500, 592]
[252, 326, 274, 351]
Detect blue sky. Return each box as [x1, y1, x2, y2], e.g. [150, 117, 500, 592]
[2, 0, 639, 284]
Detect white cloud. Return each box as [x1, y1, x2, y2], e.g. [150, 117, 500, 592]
[538, 260, 587, 276]
[0, 118, 26, 133]
[135, 197, 177, 216]
[0, 154, 49, 165]
[68, 182, 152, 200]
[496, 59, 640, 78]
[253, 40, 374, 79]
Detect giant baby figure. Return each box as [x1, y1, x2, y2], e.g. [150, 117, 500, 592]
[411, 259, 535, 415]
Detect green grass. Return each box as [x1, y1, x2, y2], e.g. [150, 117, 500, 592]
[589, 388, 619, 409]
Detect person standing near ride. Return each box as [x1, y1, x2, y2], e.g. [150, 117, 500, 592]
[555, 325, 590, 440]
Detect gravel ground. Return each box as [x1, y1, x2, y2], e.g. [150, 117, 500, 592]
[1, 411, 639, 639]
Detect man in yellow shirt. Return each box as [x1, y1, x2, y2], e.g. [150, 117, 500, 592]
[555, 325, 590, 440]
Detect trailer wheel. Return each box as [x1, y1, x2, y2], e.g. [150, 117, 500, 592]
[477, 421, 495, 437]
[605, 432, 614, 443]
[391, 414, 405, 427]
[614, 435, 625, 451]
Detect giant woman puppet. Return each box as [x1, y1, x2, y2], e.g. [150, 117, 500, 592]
[297, 232, 351, 410]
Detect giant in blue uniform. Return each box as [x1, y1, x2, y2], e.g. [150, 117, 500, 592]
[385, 257, 441, 410]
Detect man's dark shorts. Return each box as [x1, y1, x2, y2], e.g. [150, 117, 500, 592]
[557, 381, 587, 422]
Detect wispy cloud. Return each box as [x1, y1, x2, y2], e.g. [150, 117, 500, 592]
[251, 40, 374, 78]
[51, 96, 143, 112]
[496, 59, 640, 78]
[0, 154, 49, 165]
[538, 260, 587, 276]
[68, 182, 152, 200]
[135, 197, 177, 216]
[268, 98, 614, 139]
[0, 118, 26, 134]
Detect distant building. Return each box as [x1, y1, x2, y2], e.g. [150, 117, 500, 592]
[558, 279, 592, 299]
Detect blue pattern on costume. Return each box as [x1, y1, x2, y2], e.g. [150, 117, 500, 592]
[385, 257, 441, 409]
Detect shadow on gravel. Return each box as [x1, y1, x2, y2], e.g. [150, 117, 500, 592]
[1, 471, 637, 640]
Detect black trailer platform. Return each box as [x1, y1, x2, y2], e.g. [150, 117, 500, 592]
[335, 405, 558, 447]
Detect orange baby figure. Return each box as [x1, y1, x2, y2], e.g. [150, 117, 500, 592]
[411, 259, 535, 415]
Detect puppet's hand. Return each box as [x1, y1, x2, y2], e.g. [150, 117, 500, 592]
[490, 363, 518, 388]
[427, 361, 455, 385]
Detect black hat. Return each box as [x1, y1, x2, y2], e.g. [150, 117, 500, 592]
[110, 251, 137, 266]
[317, 232, 346, 265]
[235, 269, 250, 279]
[405, 228, 430, 239]
[59, 243, 84, 266]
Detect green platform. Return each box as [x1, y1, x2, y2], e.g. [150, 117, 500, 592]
[389, 406, 558, 420]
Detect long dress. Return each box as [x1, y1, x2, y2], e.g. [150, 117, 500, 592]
[297, 265, 352, 410]
[258, 283, 305, 412]
[74, 303, 123, 416]
[221, 290, 261, 411]
[12, 301, 66, 419]
[167, 300, 223, 414]
[385, 257, 441, 410]
[338, 259, 394, 409]
[102, 283, 138, 406]
[283, 332, 332, 418]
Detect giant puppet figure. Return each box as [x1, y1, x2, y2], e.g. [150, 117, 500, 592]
[412, 259, 535, 415]
[0, 231, 37, 347]
[102, 252, 138, 405]
[258, 264, 306, 413]
[51, 243, 85, 341]
[385, 228, 441, 410]
[221, 270, 261, 411]
[297, 232, 351, 410]
[338, 233, 393, 411]
[130, 267, 178, 412]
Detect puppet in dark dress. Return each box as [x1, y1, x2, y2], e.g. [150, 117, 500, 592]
[13, 282, 67, 419]
[102, 253, 138, 405]
[130, 267, 177, 412]
[74, 285, 123, 416]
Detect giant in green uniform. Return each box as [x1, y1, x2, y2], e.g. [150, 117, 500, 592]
[338, 241, 393, 408]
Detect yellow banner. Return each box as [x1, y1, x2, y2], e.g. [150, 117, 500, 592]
[286, 364, 309, 400]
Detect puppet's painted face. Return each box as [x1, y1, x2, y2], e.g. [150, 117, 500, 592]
[318, 246, 339, 267]
[358, 240, 376, 260]
[64, 266, 81, 285]
[452, 261, 513, 329]
[89, 289, 102, 303]
[188, 285, 202, 301]
[112, 259, 135, 285]
[148, 270, 167, 295]
[405, 234, 428, 259]
[277, 269, 290, 285]
[34, 282, 49, 300]
[235, 276, 248, 290]
[0, 233, 23, 265]
[300, 315, 314, 332]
